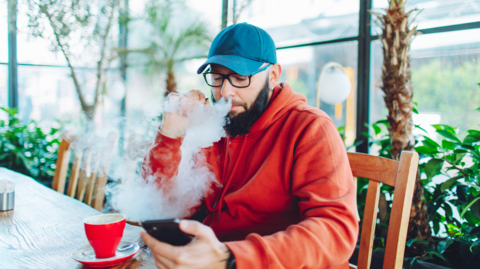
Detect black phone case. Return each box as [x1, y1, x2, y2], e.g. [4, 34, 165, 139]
[141, 218, 192, 246]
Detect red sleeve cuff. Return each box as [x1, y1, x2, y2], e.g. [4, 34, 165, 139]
[225, 234, 266, 269]
[155, 130, 183, 146]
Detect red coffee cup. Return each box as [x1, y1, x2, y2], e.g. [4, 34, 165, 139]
[83, 214, 126, 259]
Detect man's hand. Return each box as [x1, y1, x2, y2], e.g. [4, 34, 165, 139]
[140, 220, 230, 269]
[161, 90, 210, 139]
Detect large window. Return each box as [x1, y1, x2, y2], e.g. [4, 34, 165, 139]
[370, 28, 480, 137]
[125, 0, 222, 121]
[16, 4, 68, 66]
[0, 1, 7, 63]
[1, 1, 7, 111]
[3, 0, 480, 151]
[0, 65, 6, 110]
[236, 0, 360, 47]
[277, 42, 358, 145]
[373, 0, 480, 32]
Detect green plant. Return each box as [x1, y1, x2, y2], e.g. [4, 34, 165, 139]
[0, 107, 61, 183]
[359, 104, 480, 268]
[412, 110, 480, 267]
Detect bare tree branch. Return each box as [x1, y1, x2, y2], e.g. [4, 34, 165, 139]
[92, 0, 120, 116]
[40, 3, 90, 115]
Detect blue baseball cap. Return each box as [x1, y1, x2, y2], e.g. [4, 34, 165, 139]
[197, 23, 277, 76]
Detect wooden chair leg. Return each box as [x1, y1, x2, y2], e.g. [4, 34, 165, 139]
[92, 132, 117, 211]
[353, 176, 361, 222]
[66, 151, 83, 197]
[357, 181, 381, 269]
[92, 173, 108, 212]
[76, 149, 92, 202]
[85, 153, 100, 206]
[383, 152, 419, 269]
[52, 137, 71, 193]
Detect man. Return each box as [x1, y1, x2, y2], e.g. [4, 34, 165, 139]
[140, 23, 358, 269]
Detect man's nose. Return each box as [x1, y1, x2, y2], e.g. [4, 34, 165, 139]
[220, 78, 236, 99]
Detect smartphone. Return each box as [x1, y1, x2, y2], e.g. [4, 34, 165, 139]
[140, 218, 192, 246]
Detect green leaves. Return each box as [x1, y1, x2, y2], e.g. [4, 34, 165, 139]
[422, 136, 440, 148]
[361, 105, 480, 267]
[441, 139, 456, 150]
[460, 196, 480, 219]
[437, 130, 461, 143]
[437, 239, 453, 254]
[464, 130, 480, 144]
[372, 124, 382, 136]
[432, 124, 461, 143]
[414, 145, 438, 155]
[0, 107, 61, 183]
[424, 158, 444, 180]
[446, 223, 462, 236]
[0, 107, 17, 116]
[441, 175, 462, 192]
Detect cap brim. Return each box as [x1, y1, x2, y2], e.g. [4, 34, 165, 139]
[197, 55, 264, 76]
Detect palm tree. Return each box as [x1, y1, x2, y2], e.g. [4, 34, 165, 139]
[121, 0, 212, 96]
[371, 0, 431, 253]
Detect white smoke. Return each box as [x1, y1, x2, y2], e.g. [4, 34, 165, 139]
[105, 93, 231, 221]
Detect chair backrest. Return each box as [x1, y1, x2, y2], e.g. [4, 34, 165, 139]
[348, 151, 419, 269]
[52, 132, 117, 211]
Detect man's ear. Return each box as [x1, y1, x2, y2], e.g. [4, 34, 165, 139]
[269, 64, 282, 89]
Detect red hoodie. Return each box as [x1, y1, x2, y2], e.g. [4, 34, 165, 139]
[142, 82, 358, 269]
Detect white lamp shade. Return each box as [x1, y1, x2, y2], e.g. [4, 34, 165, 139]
[318, 70, 351, 105]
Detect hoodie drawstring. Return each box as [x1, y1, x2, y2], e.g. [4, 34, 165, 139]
[214, 135, 248, 222]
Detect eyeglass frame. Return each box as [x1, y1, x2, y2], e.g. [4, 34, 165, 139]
[202, 64, 272, 88]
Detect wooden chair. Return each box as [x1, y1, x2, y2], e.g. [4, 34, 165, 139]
[52, 132, 117, 211]
[348, 151, 419, 269]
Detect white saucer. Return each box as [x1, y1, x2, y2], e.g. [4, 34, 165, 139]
[72, 241, 140, 267]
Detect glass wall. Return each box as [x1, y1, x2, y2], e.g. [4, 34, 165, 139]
[372, 0, 480, 34]
[1, 1, 8, 113]
[9, 1, 125, 126]
[277, 42, 358, 145]
[125, 0, 222, 122]
[16, 5, 68, 66]
[0, 65, 7, 110]
[235, 0, 360, 143]
[370, 28, 480, 137]
[2, 0, 480, 146]
[0, 1, 8, 63]
[236, 0, 359, 47]
[17, 66, 81, 123]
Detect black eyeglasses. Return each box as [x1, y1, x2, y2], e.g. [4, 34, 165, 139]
[203, 64, 272, 88]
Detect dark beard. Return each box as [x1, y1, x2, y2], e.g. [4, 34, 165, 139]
[219, 78, 271, 137]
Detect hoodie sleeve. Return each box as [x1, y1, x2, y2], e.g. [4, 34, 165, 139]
[141, 129, 183, 187]
[225, 116, 359, 269]
[141, 129, 213, 218]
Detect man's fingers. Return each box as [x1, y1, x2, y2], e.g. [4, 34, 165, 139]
[140, 231, 178, 261]
[197, 90, 206, 101]
[140, 231, 155, 245]
[155, 254, 176, 268]
[188, 89, 200, 101]
[179, 220, 214, 241]
[154, 259, 168, 269]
